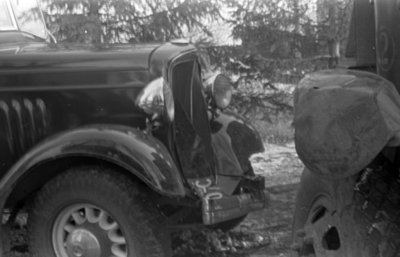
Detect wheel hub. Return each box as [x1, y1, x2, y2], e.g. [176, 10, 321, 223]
[65, 228, 101, 257]
[52, 204, 128, 257]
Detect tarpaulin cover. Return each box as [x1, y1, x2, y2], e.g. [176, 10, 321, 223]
[294, 69, 400, 179]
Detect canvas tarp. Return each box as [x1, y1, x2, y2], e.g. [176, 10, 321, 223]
[294, 69, 400, 179]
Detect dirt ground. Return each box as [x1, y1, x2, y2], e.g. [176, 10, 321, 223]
[238, 142, 303, 257]
[9, 142, 304, 257]
[170, 143, 303, 257]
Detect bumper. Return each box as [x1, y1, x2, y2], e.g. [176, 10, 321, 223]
[202, 188, 269, 225]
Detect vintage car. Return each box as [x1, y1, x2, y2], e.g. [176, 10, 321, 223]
[0, 0, 268, 256]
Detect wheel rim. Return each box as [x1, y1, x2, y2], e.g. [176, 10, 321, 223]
[52, 204, 128, 257]
[300, 197, 350, 257]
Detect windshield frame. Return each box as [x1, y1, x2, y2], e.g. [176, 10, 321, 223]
[1, 0, 48, 40]
[1, 0, 18, 31]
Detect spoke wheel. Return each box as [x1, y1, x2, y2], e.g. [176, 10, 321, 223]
[28, 166, 171, 257]
[52, 204, 127, 257]
[300, 197, 352, 257]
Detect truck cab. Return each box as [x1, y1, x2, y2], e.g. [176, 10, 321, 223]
[292, 0, 400, 256]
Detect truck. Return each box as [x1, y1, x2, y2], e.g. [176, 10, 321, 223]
[0, 0, 269, 256]
[292, 0, 400, 256]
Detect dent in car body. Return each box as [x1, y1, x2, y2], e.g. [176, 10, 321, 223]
[210, 110, 264, 176]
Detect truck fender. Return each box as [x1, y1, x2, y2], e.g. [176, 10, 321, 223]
[294, 69, 400, 179]
[210, 110, 264, 175]
[0, 125, 186, 208]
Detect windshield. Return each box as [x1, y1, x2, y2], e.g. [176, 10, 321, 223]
[0, 0, 16, 30]
[0, 0, 47, 39]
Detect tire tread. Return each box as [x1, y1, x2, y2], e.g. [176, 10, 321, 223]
[28, 166, 171, 257]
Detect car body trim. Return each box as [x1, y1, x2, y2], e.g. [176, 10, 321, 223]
[4, 0, 18, 31]
[0, 82, 145, 92]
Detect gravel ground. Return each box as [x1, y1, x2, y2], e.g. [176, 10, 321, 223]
[9, 142, 304, 257]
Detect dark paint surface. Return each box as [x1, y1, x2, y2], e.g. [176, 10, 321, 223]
[172, 59, 215, 179]
[0, 33, 197, 197]
[0, 31, 265, 208]
[0, 125, 186, 196]
[211, 110, 264, 176]
[374, 0, 400, 90]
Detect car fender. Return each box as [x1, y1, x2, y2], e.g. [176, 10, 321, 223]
[211, 110, 264, 175]
[0, 125, 186, 207]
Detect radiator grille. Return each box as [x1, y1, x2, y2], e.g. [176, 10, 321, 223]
[171, 60, 214, 178]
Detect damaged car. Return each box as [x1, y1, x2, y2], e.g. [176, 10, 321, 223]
[0, 0, 269, 256]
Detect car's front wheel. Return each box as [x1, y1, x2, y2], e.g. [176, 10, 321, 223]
[28, 166, 171, 257]
[292, 162, 400, 257]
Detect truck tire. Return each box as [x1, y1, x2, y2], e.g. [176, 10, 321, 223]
[292, 164, 400, 257]
[28, 166, 171, 257]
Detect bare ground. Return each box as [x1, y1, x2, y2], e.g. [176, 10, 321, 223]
[9, 142, 304, 257]
[172, 142, 304, 257]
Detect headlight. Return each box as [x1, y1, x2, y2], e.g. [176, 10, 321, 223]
[205, 73, 232, 109]
[136, 77, 175, 122]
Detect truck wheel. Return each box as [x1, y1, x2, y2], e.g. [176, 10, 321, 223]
[292, 165, 400, 257]
[28, 166, 171, 257]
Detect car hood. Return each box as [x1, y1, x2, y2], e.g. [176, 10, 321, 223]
[0, 35, 195, 76]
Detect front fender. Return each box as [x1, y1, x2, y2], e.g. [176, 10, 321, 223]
[0, 125, 186, 201]
[294, 69, 400, 179]
[211, 110, 264, 175]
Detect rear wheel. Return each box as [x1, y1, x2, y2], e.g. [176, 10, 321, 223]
[28, 166, 171, 257]
[292, 160, 400, 257]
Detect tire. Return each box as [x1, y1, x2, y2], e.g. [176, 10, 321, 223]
[28, 166, 171, 257]
[292, 161, 400, 257]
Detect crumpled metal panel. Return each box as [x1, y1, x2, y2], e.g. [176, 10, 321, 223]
[211, 110, 264, 176]
[294, 69, 400, 179]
